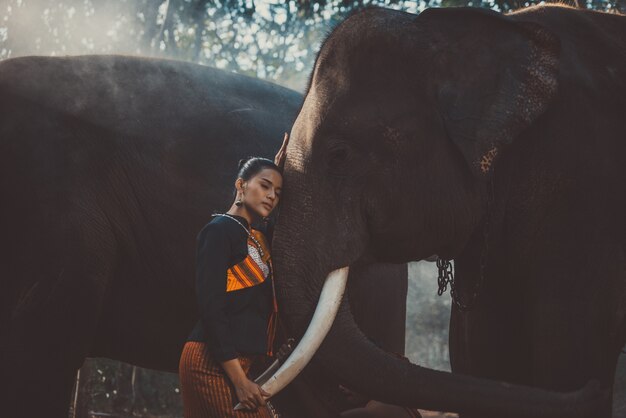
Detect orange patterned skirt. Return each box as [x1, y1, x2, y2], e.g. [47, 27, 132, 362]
[179, 341, 275, 418]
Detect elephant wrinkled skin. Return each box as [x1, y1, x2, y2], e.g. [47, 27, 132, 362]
[271, 4, 625, 418]
[0, 56, 408, 418]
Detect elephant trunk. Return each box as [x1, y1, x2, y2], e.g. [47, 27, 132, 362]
[315, 291, 601, 417]
[270, 234, 602, 416]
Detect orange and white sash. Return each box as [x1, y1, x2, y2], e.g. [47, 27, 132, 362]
[224, 227, 279, 356]
[225, 228, 273, 292]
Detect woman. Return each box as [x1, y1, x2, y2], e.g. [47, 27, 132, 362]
[179, 135, 288, 417]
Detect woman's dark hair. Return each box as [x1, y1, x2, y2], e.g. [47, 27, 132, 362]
[237, 156, 281, 180]
[232, 156, 281, 197]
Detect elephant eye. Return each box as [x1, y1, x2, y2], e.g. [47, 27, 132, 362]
[326, 143, 352, 176]
[330, 148, 348, 164]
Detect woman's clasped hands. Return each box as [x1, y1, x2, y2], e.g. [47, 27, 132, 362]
[234, 376, 270, 410]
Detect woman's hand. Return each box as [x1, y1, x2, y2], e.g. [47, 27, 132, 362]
[221, 358, 270, 410]
[233, 377, 270, 410]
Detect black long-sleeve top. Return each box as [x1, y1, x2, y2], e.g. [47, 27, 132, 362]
[186, 214, 275, 362]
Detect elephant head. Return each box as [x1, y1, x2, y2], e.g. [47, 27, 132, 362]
[265, 5, 606, 417]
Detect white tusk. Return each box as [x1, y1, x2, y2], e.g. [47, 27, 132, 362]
[235, 266, 349, 410]
[263, 265, 349, 394]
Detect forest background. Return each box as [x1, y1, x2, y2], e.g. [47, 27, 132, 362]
[1, 0, 622, 416]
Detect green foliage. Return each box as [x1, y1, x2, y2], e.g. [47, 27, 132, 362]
[2, 0, 621, 92]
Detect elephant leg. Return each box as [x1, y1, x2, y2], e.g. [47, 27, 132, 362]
[527, 241, 626, 418]
[348, 262, 408, 355]
[526, 310, 617, 418]
[449, 241, 534, 418]
[614, 351, 626, 417]
[449, 305, 529, 418]
[1, 339, 79, 417]
[449, 257, 531, 378]
[270, 263, 409, 417]
[0, 214, 115, 418]
[1, 261, 113, 418]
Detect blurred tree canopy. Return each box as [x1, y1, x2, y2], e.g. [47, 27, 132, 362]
[1, 0, 623, 91]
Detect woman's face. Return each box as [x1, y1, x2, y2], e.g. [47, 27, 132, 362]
[237, 167, 283, 218]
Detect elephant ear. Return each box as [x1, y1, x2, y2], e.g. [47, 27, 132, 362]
[417, 7, 561, 178]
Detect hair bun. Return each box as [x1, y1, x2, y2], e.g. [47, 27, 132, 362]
[237, 156, 254, 171]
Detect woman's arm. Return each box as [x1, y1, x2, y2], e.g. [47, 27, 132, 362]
[195, 222, 237, 361]
[195, 222, 269, 409]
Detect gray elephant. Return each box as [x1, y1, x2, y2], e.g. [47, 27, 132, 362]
[265, 4, 625, 418]
[0, 55, 408, 417]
